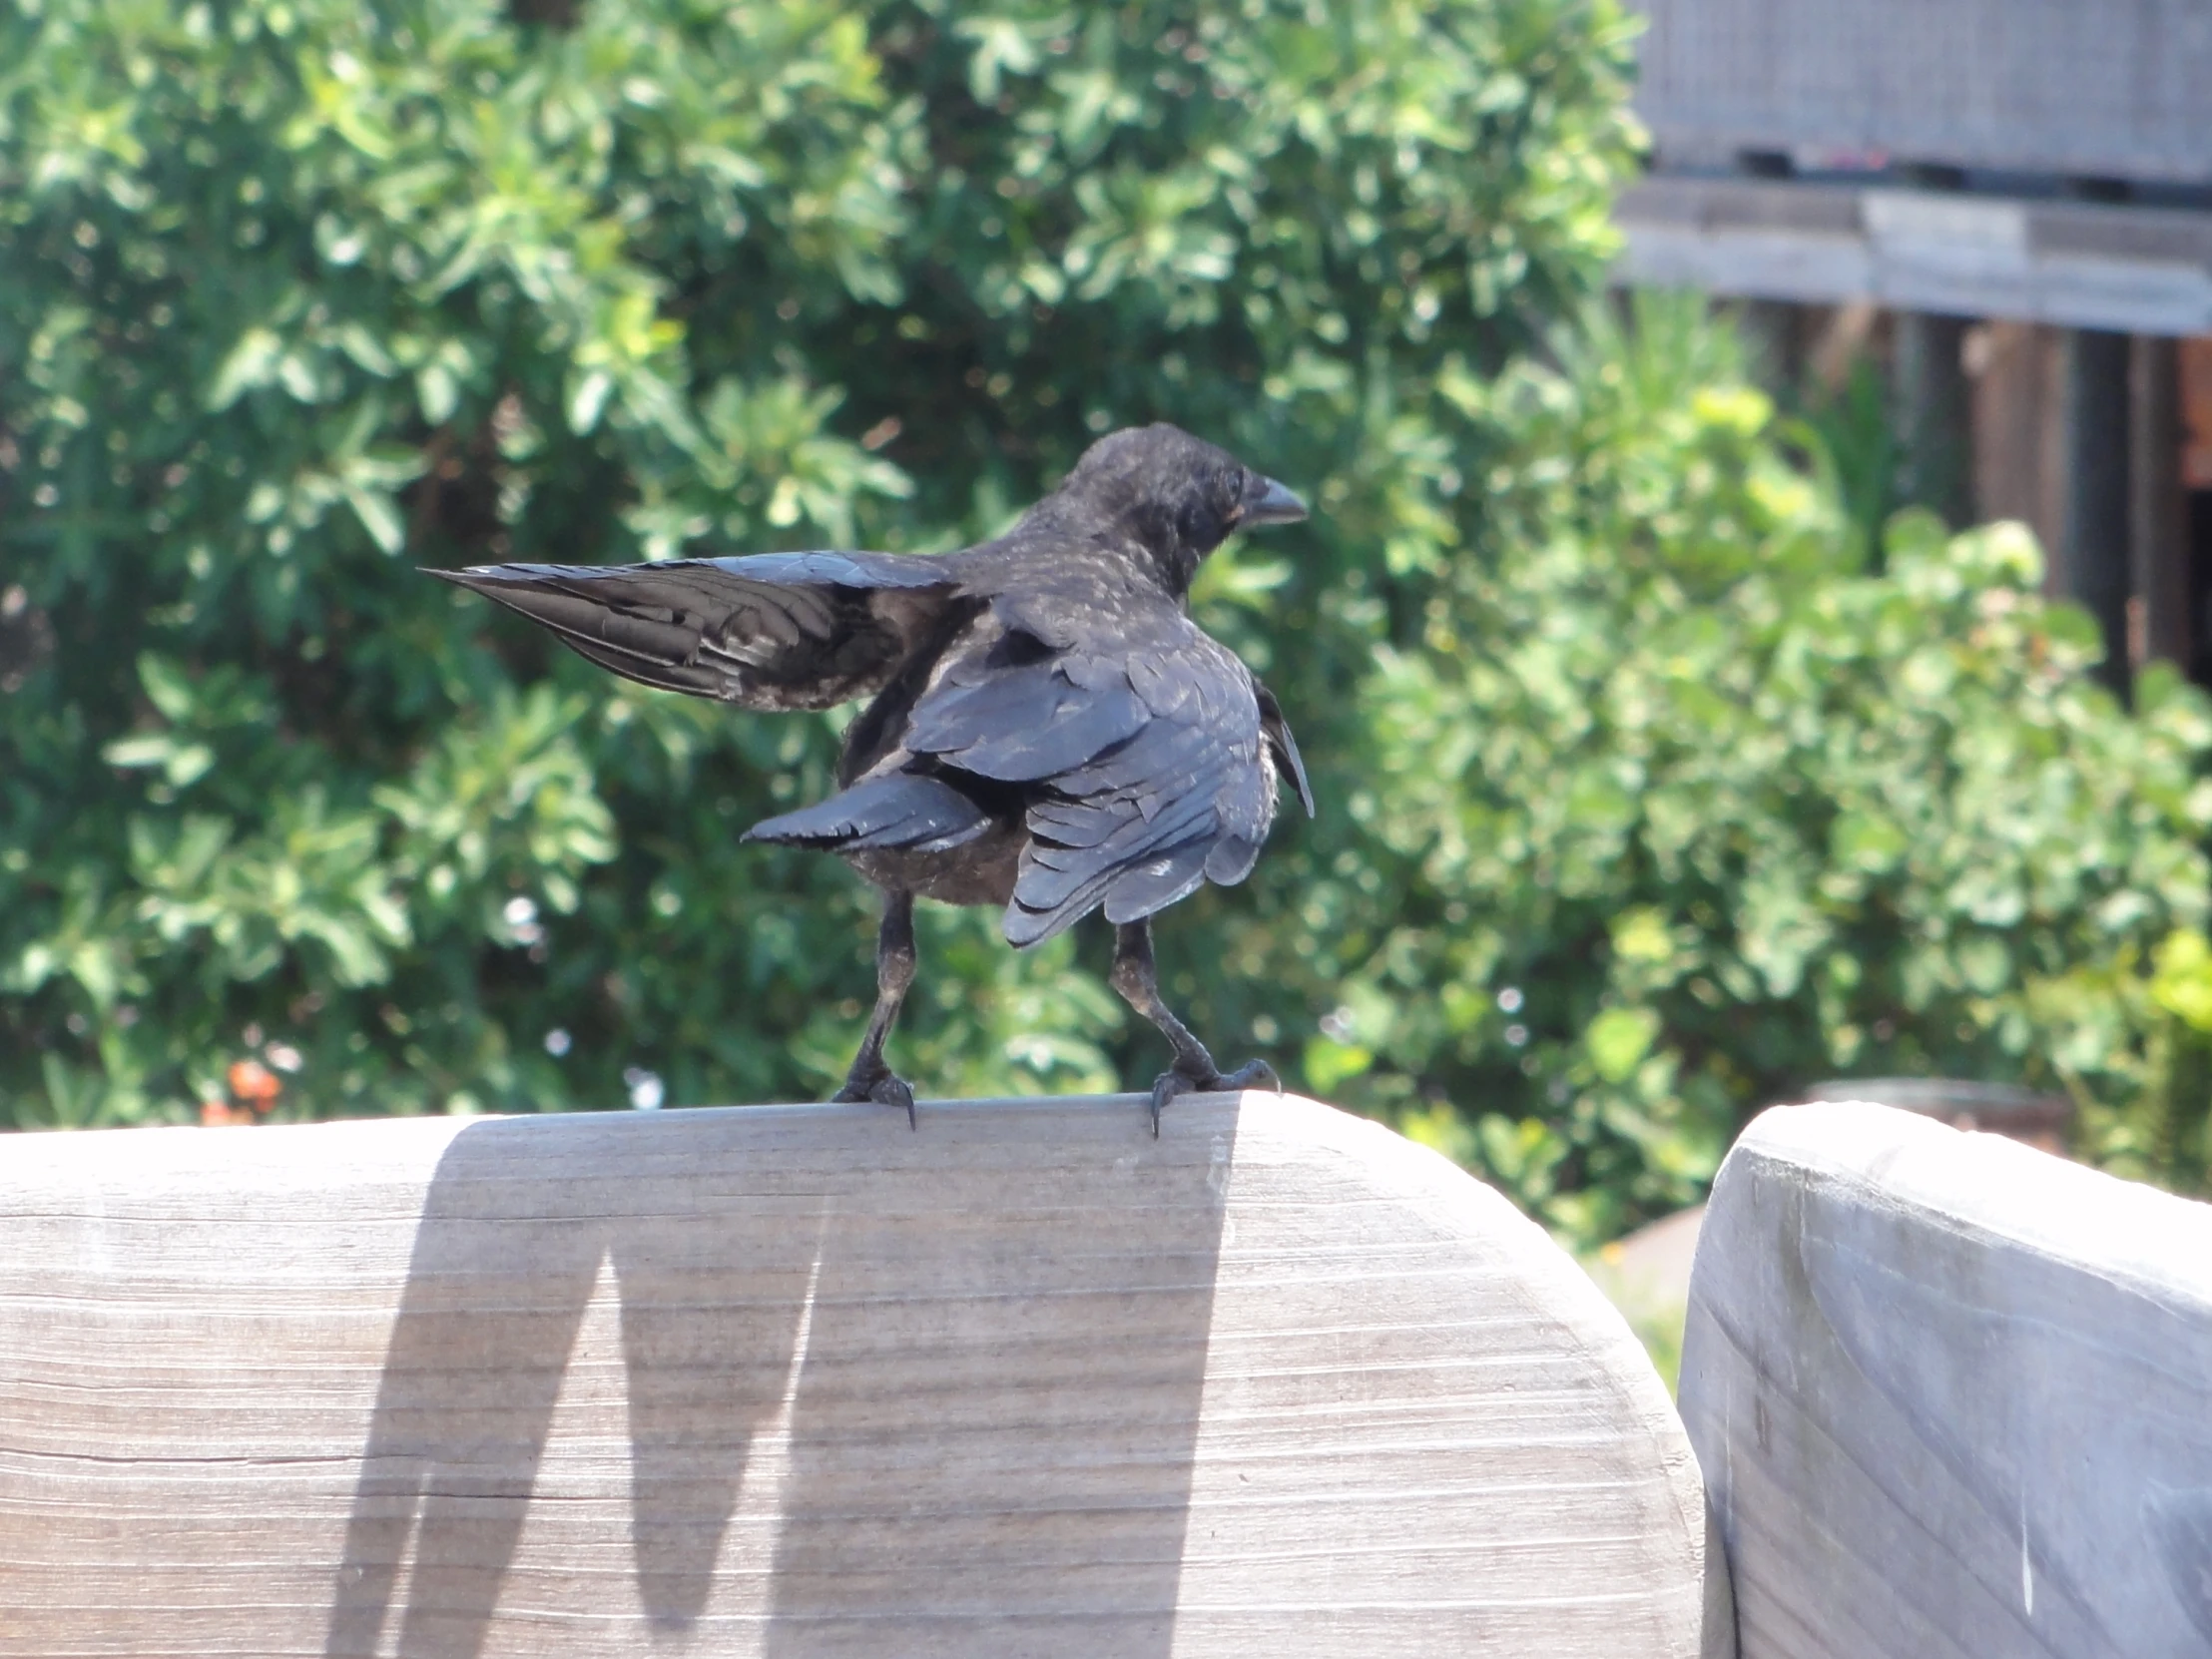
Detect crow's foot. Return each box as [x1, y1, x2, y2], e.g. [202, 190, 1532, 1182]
[1148, 1058, 1282, 1137]
[833, 1069, 917, 1130]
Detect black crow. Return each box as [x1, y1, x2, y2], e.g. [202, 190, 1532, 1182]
[430, 423, 1314, 1132]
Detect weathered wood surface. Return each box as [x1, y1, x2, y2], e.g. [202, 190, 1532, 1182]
[1680, 1101, 2212, 1659]
[0, 1093, 1727, 1657]
[1628, 0, 2212, 185]
[1614, 176, 2212, 335]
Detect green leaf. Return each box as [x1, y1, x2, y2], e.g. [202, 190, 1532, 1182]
[207, 326, 284, 411]
[345, 485, 405, 555]
[138, 656, 195, 723]
[1611, 908, 1673, 963]
[1303, 1037, 1375, 1094]
[2151, 930, 2212, 1031]
[101, 735, 175, 769]
[568, 370, 613, 435]
[1832, 810, 1908, 874]
[1587, 1007, 1660, 1085]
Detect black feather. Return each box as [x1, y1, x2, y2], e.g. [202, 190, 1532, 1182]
[905, 663, 1151, 782]
[743, 773, 989, 854]
[1257, 681, 1315, 818]
[1101, 839, 1215, 921]
[429, 554, 957, 711]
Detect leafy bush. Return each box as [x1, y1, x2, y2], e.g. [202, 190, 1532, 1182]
[1306, 297, 2212, 1239]
[0, 0, 1639, 1127]
[5, 0, 2205, 1245]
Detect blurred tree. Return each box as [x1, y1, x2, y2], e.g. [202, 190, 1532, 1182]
[0, 0, 1639, 1132]
[3, 0, 2205, 1242]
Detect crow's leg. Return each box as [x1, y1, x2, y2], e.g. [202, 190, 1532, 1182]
[1109, 918, 1281, 1137]
[832, 888, 920, 1129]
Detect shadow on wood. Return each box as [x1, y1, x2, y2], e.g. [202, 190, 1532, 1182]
[324, 1103, 1225, 1656]
[0, 1094, 1726, 1657]
[1681, 1101, 2212, 1659]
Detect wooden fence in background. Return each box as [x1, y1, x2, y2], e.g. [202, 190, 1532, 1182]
[3, 1091, 2205, 1655]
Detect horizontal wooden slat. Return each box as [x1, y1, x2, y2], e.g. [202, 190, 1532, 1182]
[1615, 176, 2212, 333]
[0, 1094, 1726, 1657]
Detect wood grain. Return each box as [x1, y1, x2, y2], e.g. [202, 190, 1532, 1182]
[1680, 1101, 2212, 1659]
[1614, 177, 2212, 336]
[0, 1093, 1724, 1657]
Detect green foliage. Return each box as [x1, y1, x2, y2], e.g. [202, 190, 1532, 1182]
[2034, 924, 2212, 1195]
[0, 0, 1640, 1130]
[1312, 294, 2212, 1241]
[1798, 356, 1896, 573]
[4, 0, 2206, 1248]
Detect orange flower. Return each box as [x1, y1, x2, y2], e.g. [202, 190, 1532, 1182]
[201, 1099, 244, 1127]
[228, 1057, 282, 1109]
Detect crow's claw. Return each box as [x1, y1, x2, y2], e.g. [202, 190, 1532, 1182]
[1221, 1058, 1283, 1095]
[834, 1069, 918, 1130]
[1147, 1057, 1283, 1137]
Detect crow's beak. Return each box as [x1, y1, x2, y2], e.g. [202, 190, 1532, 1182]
[1246, 476, 1309, 526]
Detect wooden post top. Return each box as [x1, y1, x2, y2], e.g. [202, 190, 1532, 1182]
[1683, 1100, 2212, 1659]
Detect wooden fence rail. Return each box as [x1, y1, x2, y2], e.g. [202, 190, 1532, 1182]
[0, 1093, 1725, 1658]
[13, 1089, 2201, 1656]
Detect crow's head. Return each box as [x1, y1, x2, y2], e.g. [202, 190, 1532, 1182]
[1050, 423, 1307, 593]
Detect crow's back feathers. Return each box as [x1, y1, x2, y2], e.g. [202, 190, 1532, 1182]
[908, 612, 1280, 946]
[903, 658, 1151, 783]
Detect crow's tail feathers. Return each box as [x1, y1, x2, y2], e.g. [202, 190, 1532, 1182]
[743, 774, 991, 855]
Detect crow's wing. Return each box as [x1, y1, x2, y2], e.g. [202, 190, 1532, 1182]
[901, 607, 1304, 946]
[428, 552, 959, 711]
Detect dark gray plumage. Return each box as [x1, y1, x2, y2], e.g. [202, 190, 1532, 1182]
[430, 423, 1314, 1131]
